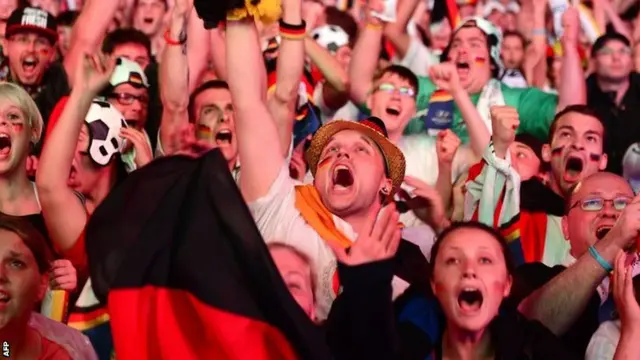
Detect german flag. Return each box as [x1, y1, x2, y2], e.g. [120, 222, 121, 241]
[85, 150, 332, 359]
[431, 0, 461, 28]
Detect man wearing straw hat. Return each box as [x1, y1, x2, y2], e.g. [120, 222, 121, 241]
[225, 16, 428, 321]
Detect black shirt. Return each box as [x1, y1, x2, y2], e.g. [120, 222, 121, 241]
[587, 73, 640, 175]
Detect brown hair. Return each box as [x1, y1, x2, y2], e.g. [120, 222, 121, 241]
[0, 215, 52, 274]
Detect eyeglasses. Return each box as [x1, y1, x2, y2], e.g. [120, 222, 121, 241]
[569, 196, 633, 212]
[108, 92, 149, 106]
[375, 83, 415, 98]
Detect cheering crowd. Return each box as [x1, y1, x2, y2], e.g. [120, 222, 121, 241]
[0, 0, 640, 358]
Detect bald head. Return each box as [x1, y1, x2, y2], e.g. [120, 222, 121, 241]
[569, 172, 634, 206]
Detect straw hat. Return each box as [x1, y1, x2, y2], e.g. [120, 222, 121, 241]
[305, 117, 406, 189]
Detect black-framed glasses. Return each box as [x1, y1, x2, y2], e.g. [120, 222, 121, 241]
[569, 196, 633, 212]
[107, 92, 149, 106]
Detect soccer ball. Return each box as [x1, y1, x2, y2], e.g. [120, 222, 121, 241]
[85, 100, 127, 166]
[311, 25, 349, 53]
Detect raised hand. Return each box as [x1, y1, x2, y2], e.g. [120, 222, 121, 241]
[612, 250, 640, 332]
[399, 176, 447, 233]
[604, 193, 640, 251]
[428, 63, 462, 94]
[49, 259, 77, 292]
[490, 105, 519, 158]
[436, 129, 461, 166]
[364, 0, 386, 25]
[74, 53, 116, 97]
[120, 127, 153, 168]
[561, 6, 580, 46]
[328, 202, 401, 266]
[173, 0, 194, 18]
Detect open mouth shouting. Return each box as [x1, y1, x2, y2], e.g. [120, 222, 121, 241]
[0, 133, 12, 159]
[215, 129, 233, 147]
[563, 155, 584, 183]
[455, 61, 470, 79]
[143, 16, 154, 25]
[595, 224, 614, 240]
[0, 289, 10, 310]
[21, 56, 39, 76]
[331, 163, 355, 192]
[458, 287, 483, 314]
[385, 105, 401, 117]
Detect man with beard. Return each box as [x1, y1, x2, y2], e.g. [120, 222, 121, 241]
[586, 32, 640, 176]
[513, 172, 640, 355]
[351, 3, 585, 143]
[226, 17, 428, 321]
[466, 104, 607, 266]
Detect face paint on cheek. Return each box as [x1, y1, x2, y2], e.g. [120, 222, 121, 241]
[551, 146, 565, 157]
[318, 156, 331, 171]
[474, 56, 487, 66]
[11, 123, 24, 132]
[39, 48, 49, 57]
[589, 153, 602, 162]
[196, 124, 212, 140]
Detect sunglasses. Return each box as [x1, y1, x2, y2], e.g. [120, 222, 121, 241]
[375, 83, 415, 98]
[569, 196, 633, 212]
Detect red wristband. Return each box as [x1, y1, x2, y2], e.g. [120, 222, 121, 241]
[164, 29, 185, 46]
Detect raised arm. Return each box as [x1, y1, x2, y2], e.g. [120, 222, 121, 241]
[226, 19, 284, 202]
[518, 200, 640, 335]
[384, 0, 420, 60]
[208, 27, 227, 82]
[557, 6, 587, 111]
[159, 0, 191, 154]
[64, 0, 121, 85]
[349, 0, 385, 105]
[266, 0, 305, 156]
[37, 55, 115, 252]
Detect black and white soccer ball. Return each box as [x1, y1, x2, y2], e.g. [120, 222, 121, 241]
[85, 100, 127, 166]
[311, 25, 349, 54]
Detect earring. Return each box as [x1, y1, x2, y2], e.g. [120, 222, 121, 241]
[380, 187, 390, 195]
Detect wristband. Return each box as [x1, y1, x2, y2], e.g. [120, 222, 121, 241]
[588, 245, 613, 273]
[164, 29, 186, 46]
[279, 19, 306, 40]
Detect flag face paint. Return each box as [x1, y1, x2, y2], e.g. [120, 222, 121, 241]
[474, 56, 487, 65]
[317, 156, 332, 171]
[196, 124, 213, 140]
[551, 146, 564, 156]
[11, 123, 24, 132]
[589, 153, 601, 162]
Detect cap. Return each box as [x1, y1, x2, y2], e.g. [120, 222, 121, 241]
[6, 7, 57, 44]
[109, 57, 149, 89]
[515, 133, 543, 161]
[591, 32, 631, 58]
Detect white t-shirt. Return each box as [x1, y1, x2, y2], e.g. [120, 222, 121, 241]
[248, 164, 411, 320]
[394, 36, 440, 77]
[586, 320, 621, 360]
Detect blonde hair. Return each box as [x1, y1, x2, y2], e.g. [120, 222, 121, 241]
[0, 82, 44, 144]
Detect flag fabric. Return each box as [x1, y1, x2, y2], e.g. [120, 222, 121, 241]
[431, 0, 461, 28]
[422, 89, 455, 137]
[85, 150, 332, 359]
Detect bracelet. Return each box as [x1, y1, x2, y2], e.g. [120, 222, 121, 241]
[588, 246, 614, 273]
[366, 22, 383, 31]
[164, 28, 186, 46]
[279, 19, 306, 40]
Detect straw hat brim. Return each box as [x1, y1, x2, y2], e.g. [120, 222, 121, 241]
[305, 120, 406, 189]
